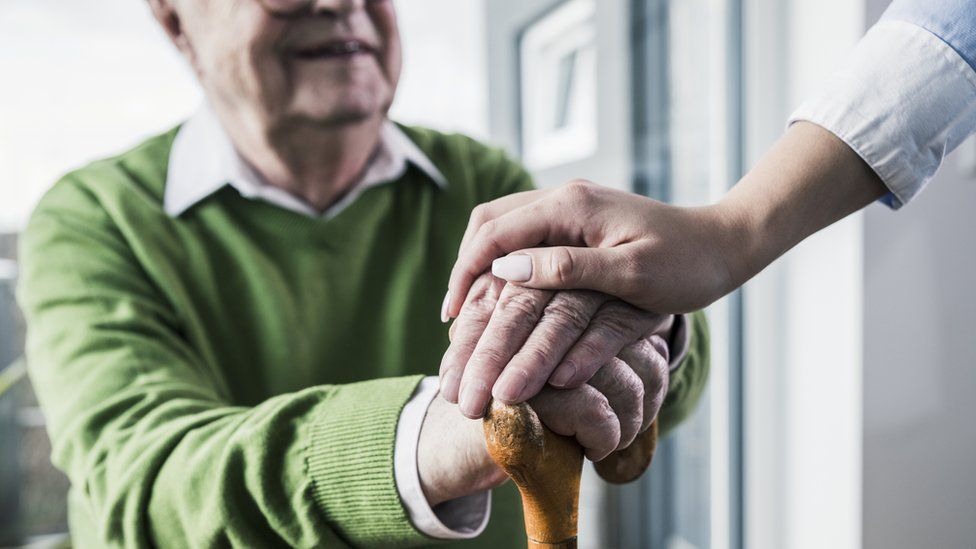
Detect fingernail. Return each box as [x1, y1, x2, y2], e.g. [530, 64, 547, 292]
[440, 291, 451, 323]
[550, 362, 577, 388]
[494, 372, 528, 404]
[440, 369, 460, 403]
[459, 383, 488, 418]
[492, 255, 532, 282]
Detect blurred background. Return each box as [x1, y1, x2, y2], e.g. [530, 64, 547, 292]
[1, 0, 973, 548]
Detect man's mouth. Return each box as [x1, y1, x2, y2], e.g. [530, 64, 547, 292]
[291, 40, 376, 60]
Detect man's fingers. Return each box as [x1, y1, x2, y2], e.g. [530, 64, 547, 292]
[587, 358, 645, 450]
[456, 284, 554, 418]
[491, 290, 609, 404]
[617, 337, 670, 432]
[549, 301, 670, 389]
[531, 385, 621, 461]
[438, 274, 505, 403]
[446, 180, 624, 320]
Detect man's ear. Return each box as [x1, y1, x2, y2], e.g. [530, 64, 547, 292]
[147, 0, 196, 62]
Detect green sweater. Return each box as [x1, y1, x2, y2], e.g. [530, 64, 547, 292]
[17, 125, 710, 548]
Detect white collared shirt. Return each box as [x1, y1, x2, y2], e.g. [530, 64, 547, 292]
[165, 106, 486, 540]
[165, 106, 447, 218]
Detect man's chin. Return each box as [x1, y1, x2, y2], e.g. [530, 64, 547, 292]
[286, 98, 390, 129]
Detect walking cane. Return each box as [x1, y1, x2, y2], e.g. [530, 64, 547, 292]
[484, 400, 659, 548]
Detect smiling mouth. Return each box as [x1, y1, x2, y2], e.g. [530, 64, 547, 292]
[291, 40, 376, 60]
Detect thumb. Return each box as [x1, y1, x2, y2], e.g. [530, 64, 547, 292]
[491, 247, 623, 293]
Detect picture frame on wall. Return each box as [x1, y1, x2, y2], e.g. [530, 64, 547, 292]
[518, 0, 598, 172]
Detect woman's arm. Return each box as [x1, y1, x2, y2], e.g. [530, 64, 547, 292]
[445, 0, 976, 316]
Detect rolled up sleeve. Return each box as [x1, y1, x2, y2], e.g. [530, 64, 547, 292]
[789, 0, 976, 209]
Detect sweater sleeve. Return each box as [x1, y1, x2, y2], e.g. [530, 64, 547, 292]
[17, 179, 431, 548]
[658, 310, 710, 435]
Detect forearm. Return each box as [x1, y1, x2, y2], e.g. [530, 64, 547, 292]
[58, 376, 428, 548]
[716, 121, 887, 289]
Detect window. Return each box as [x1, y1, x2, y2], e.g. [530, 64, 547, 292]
[624, 0, 744, 548]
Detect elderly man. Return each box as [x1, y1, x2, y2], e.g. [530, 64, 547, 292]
[17, 0, 708, 547]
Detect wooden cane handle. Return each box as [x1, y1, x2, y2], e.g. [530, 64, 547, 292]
[484, 400, 582, 548]
[484, 401, 660, 547]
[593, 420, 659, 484]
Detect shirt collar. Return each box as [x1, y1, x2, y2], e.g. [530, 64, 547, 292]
[164, 105, 447, 218]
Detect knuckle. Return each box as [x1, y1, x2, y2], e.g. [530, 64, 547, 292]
[624, 372, 646, 404]
[465, 275, 503, 312]
[476, 220, 507, 256]
[512, 345, 551, 372]
[541, 301, 590, 333]
[583, 395, 616, 427]
[470, 347, 509, 374]
[480, 218, 499, 237]
[594, 304, 642, 339]
[498, 291, 547, 319]
[563, 179, 596, 200]
[572, 339, 605, 366]
[549, 247, 578, 286]
[470, 203, 490, 225]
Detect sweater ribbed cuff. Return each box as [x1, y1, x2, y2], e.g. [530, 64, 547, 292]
[305, 375, 426, 547]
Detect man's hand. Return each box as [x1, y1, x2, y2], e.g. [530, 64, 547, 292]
[419, 336, 670, 506]
[439, 273, 672, 419]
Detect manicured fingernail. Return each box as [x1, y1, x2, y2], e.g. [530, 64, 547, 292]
[459, 383, 488, 418]
[440, 291, 451, 323]
[440, 369, 460, 402]
[492, 255, 532, 282]
[494, 372, 528, 404]
[550, 362, 577, 388]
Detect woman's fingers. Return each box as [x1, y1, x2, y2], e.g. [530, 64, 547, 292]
[457, 189, 550, 256]
[446, 202, 559, 319]
[446, 182, 611, 319]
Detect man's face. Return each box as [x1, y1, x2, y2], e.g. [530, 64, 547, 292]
[173, 0, 401, 131]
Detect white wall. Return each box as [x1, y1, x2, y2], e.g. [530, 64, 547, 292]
[862, 137, 976, 549]
[859, 6, 976, 546]
[742, 1, 865, 548]
[390, 0, 488, 138]
[852, 1, 976, 546]
[0, 0, 200, 233]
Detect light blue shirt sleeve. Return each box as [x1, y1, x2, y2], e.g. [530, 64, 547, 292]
[883, 0, 976, 72]
[789, 0, 976, 209]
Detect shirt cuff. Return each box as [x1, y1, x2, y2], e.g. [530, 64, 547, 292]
[787, 20, 976, 209]
[394, 376, 491, 540]
[667, 314, 692, 372]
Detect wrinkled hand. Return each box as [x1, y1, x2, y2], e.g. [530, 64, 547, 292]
[439, 273, 673, 418]
[420, 335, 670, 506]
[529, 334, 669, 460]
